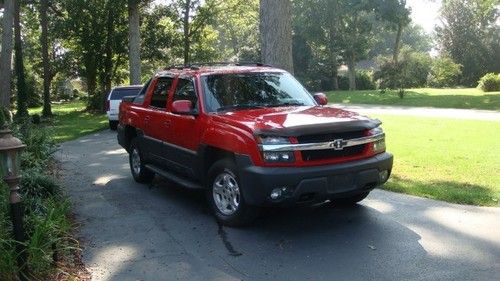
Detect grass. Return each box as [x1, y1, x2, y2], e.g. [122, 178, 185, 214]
[373, 114, 500, 206]
[326, 88, 500, 110]
[29, 101, 107, 143]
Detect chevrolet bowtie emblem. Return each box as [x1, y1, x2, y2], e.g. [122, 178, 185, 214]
[330, 139, 346, 150]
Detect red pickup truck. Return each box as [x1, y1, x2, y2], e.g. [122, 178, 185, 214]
[118, 63, 393, 226]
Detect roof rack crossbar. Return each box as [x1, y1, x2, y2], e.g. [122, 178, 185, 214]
[163, 62, 272, 71]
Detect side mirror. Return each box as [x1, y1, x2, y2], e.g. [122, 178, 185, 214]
[313, 93, 328, 106]
[172, 100, 196, 115]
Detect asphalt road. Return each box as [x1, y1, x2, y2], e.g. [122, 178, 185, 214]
[57, 130, 500, 281]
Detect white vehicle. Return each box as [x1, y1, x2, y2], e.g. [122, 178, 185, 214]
[106, 85, 143, 130]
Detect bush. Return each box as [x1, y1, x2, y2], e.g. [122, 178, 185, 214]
[374, 48, 432, 89]
[338, 71, 376, 91]
[427, 56, 462, 87]
[0, 119, 75, 279]
[477, 73, 500, 92]
[0, 185, 18, 281]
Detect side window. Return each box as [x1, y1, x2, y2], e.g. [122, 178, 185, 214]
[150, 78, 174, 109]
[133, 79, 151, 105]
[173, 78, 198, 109]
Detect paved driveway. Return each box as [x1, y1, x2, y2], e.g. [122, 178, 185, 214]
[57, 130, 500, 281]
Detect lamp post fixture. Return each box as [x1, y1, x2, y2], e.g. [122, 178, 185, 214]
[0, 126, 27, 276]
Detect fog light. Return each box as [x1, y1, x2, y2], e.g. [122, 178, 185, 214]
[379, 170, 389, 182]
[262, 151, 295, 163]
[270, 188, 283, 200]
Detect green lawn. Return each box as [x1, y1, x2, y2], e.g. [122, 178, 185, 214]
[374, 114, 500, 206]
[327, 88, 500, 110]
[29, 101, 107, 143]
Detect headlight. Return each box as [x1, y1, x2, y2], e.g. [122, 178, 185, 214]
[258, 136, 295, 163]
[369, 127, 386, 154]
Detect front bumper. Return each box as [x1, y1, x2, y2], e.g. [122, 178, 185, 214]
[236, 152, 393, 206]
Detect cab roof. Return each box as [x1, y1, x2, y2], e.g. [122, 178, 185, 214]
[156, 63, 287, 77]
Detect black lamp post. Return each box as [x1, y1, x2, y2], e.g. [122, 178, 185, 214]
[0, 126, 27, 277]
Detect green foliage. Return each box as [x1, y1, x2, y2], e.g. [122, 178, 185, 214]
[477, 73, 500, 92]
[374, 48, 432, 89]
[24, 198, 72, 278]
[0, 119, 75, 279]
[427, 56, 463, 88]
[13, 122, 57, 170]
[435, 0, 500, 86]
[338, 71, 376, 90]
[0, 185, 18, 281]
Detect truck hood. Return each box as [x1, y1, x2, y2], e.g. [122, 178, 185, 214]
[213, 106, 381, 136]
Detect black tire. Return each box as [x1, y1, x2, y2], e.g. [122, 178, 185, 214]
[129, 139, 155, 184]
[330, 192, 370, 207]
[206, 159, 259, 227]
[109, 120, 118, 130]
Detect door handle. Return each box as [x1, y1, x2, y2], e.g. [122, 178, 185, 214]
[163, 120, 171, 128]
[144, 116, 151, 123]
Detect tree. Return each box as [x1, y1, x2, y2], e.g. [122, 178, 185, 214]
[170, 0, 222, 65]
[61, 0, 129, 111]
[128, 0, 142, 85]
[0, 0, 14, 108]
[211, 0, 260, 61]
[293, 0, 410, 90]
[436, 0, 500, 85]
[260, 0, 293, 73]
[14, 0, 28, 118]
[40, 0, 52, 117]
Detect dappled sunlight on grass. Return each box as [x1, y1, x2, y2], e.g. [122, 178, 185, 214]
[29, 101, 107, 143]
[327, 88, 500, 110]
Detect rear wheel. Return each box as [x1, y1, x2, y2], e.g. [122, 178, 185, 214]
[330, 192, 370, 207]
[207, 159, 258, 226]
[129, 139, 154, 184]
[109, 120, 118, 130]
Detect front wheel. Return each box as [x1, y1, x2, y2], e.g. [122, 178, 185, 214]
[129, 139, 155, 184]
[207, 159, 258, 227]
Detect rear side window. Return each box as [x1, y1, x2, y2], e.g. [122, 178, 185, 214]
[150, 78, 174, 109]
[110, 88, 141, 100]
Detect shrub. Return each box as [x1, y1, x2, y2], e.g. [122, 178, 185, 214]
[0, 185, 18, 281]
[477, 73, 500, 92]
[13, 122, 57, 170]
[0, 119, 75, 279]
[374, 47, 432, 89]
[338, 71, 376, 91]
[427, 56, 462, 87]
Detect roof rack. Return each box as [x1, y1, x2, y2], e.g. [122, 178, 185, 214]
[163, 62, 272, 71]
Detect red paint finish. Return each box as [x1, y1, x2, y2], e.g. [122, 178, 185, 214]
[119, 65, 385, 167]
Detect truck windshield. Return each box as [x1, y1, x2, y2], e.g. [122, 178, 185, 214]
[202, 72, 316, 112]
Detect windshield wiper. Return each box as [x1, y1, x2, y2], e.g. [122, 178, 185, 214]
[267, 101, 305, 107]
[217, 104, 266, 112]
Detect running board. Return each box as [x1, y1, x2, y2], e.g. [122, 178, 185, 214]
[145, 164, 204, 190]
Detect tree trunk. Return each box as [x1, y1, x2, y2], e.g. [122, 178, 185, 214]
[128, 0, 141, 85]
[393, 22, 403, 64]
[103, 1, 115, 99]
[14, 0, 28, 118]
[347, 55, 356, 91]
[183, 0, 191, 65]
[260, 0, 293, 73]
[332, 75, 339, 91]
[40, 0, 52, 117]
[0, 0, 14, 109]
